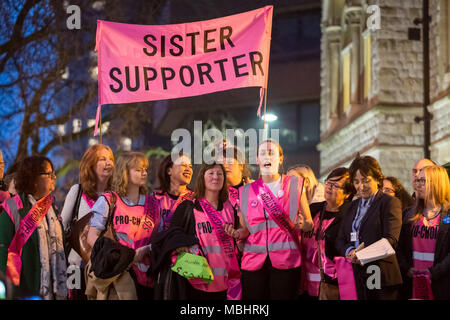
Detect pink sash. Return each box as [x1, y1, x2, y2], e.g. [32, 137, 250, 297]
[159, 190, 194, 231]
[228, 186, 239, 208]
[251, 179, 302, 252]
[81, 193, 96, 208]
[412, 274, 434, 300]
[198, 198, 242, 300]
[131, 194, 160, 250]
[6, 194, 53, 285]
[334, 256, 358, 300]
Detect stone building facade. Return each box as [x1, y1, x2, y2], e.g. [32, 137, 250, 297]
[318, 0, 450, 192]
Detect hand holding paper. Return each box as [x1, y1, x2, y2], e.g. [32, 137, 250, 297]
[355, 238, 395, 266]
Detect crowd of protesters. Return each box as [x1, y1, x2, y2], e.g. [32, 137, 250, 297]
[0, 143, 449, 301]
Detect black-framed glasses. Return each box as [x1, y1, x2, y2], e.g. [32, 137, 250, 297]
[382, 187, 396, 195]
[324, 180, 345, 190]
[414, 178, 426, 186]
[40, 171, 56, 178]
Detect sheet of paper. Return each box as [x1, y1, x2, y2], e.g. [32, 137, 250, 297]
[355, 238, 395, 266]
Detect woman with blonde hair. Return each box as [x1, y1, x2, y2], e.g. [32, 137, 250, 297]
[398, 165, 450, 300]
[287, 164, 325, 204]
[61, 144, 114, 300]
[86, 151, 159, 300]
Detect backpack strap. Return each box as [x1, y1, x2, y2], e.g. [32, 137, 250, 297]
[71, 184, 83, 225]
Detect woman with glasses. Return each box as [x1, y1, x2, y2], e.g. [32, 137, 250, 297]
[382, 176, 414, 218]
[336, 155, 403, 300]
[300, 167, 355, 300]
[0, 156, 67, 299]
[60, 144, 114, 300]
[86, 152, 159, 299]
[397, 165, 450, 300]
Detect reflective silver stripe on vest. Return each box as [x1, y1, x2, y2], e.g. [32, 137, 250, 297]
[6, 197, 21, 232]
[202, 245, 222, 255]
[244, 241, 297, 253]
[137, 263, 150, 272]
[116, 232, 133, 245]
[308, 273, 321, 282]
[248, 220, 279, 234]
[211, 267, 228, 277]
[269, 241, 297, 251]
[289, 176, 299, 221]
[413, 251, 435, 262]
[244, 244, 267, 253]
[240, 184, 251, 228]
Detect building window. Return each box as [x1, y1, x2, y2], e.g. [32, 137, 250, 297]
[341, 44, 352, 114]
[363, 29, 372, 100]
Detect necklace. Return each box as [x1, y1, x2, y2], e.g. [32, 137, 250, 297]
[425, 207, 441, 220]
[423, 208, 441, 227]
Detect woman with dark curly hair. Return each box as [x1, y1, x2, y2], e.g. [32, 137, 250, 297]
[0, 156, 67, 299]
[382, 176, 414, 212]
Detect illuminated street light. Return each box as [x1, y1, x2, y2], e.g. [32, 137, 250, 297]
[261, 113, 278, 122]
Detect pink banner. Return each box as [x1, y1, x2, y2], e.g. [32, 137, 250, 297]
[94, 6, 273, 135]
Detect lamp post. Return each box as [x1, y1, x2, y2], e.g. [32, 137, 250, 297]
[411, 0, 431, 159]
[261, 113, 277, 140]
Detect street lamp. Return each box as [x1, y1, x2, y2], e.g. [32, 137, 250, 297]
[261, 113, 278, 122]
[261, 113, 277, 140]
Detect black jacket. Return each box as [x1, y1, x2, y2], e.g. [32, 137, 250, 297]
[150, 200, 199, 300]
[90, 236, 136, 279]
[309, 201, 350, 261]
[397, 209, 450, 300]
[336, 191, 403, 290]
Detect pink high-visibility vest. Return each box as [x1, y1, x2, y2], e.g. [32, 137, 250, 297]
[412, 215, 440, 270]
[154, 191, 194, 231]
[1, 195, 24, 226]
[228, 186, 240, 209]
[239, 175, 303, 271]
[301, 213, 321, 296]
[300, 210, 337, 296]
[0, 190, 10, 204]
[104, 192, 158, 287]
[189, 201, 239, 293]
